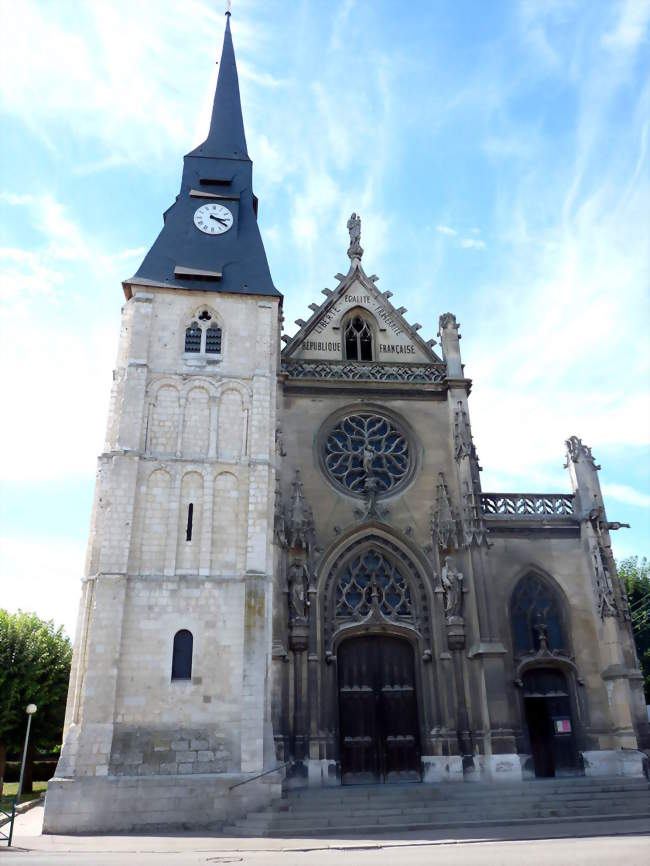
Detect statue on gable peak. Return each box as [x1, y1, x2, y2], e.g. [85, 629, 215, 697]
[347, 212, 364, 260]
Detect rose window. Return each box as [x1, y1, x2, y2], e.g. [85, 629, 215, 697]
[323, 413, 411, 497]
[336, 548, 413, 622]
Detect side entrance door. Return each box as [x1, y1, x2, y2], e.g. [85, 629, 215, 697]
[338, 635, 421, 784]
[523, 668, 579, 777]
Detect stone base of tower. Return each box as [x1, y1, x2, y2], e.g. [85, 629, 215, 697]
[43, 772, 282, 834]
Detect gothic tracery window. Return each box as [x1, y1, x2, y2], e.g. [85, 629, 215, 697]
[336, 548, 413, 623]
[344, 315, 373, 361]
[324, 413, 411, 497]
[511, 574, 566, 655]
[184, 310, 223, 356]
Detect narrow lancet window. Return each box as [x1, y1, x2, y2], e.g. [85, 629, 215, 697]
[186, 503, 194, 541]
[185, 322, 202, 353]
[171, 629, 193, 680]
[344, 316, 373, 361]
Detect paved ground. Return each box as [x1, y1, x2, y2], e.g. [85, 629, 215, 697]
[3, 804, 649, 865]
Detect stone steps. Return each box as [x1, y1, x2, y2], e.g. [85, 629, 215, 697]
[262, 798, 650, 821]
[283, 781, 649, 805]
[223, 777, 650, 837]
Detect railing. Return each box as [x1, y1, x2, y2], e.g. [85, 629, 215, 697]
[480, 493, 575, 518]
[228, 760, 291, 791]
[281, 359, 447, 384]
[0, 800, 16, 847]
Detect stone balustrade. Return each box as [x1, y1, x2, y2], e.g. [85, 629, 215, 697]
[480, 493, 575, 517]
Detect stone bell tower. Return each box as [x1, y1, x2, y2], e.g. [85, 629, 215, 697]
[44, 11, 283, 833]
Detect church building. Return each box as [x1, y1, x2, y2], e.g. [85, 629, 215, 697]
[44, 12, 649, 833]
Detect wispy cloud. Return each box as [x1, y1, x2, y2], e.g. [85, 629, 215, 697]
[436, 224, 486, 250]
[0, 0, 264, 168]
[602, 484, 650, 509]
[602, 0, 650, 51]
[0, 192, 145, 482]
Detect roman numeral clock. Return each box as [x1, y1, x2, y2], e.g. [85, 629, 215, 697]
[193, 202, 234, 235]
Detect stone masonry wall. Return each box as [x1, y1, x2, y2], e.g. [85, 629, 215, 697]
[47, 286, 280, 833]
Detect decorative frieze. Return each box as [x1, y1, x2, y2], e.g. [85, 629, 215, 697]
[281, 358, 446, 383]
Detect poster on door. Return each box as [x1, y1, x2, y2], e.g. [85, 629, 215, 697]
[553, 718, 572, 734]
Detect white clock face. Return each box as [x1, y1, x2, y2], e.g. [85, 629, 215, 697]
[193, 203, 233, 235]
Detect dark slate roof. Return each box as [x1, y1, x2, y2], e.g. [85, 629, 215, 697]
[124, 15, 279, 299]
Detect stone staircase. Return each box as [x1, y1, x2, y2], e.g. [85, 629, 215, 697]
[224, 776, 650, 837]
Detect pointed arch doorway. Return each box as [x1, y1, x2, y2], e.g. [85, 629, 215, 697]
[337, 634, 421, 784]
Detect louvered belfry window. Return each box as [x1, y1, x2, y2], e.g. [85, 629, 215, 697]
[184, 322, 202, 353]
[344, 316, 373, 361]
[205, 322, 222, 354]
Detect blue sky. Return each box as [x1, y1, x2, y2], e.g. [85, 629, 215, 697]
[0, 0, 648, 637]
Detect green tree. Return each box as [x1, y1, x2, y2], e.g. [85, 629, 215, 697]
[618, 556, 650, 702]
[0, 610, 72, 796]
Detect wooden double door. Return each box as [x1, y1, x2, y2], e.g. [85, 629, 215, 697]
[338, 635, 421, 784]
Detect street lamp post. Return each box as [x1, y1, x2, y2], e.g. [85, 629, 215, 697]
[15, 704, 37, 805]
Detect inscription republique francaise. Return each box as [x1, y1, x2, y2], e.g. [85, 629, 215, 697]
[305, 293, 416, 356]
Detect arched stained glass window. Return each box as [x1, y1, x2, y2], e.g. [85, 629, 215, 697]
[336, 548, 413, 623]
[171, 629, 193, 680]
[344, 316, 373, 361]
[511, 574, 566, 655]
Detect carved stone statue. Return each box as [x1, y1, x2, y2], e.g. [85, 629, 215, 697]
[532, 613, 549, 652]
[286, 470, 315, 551]
[362, 444, 375, 477]
[440, 556, 464, 619]
[288, 559, 309, 622]
[347, 212, 363, 260]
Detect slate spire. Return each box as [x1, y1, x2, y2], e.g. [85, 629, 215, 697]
[189, 11, 248, 159]
[124, 9, 279, 299]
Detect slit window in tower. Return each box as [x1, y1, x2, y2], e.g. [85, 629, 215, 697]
[186, 503, 194, 542]
[171, 629, 193, 681]
[185, 322, 202, 353]
[205, 323, 223, 354]
[344, 316, 373, 361]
